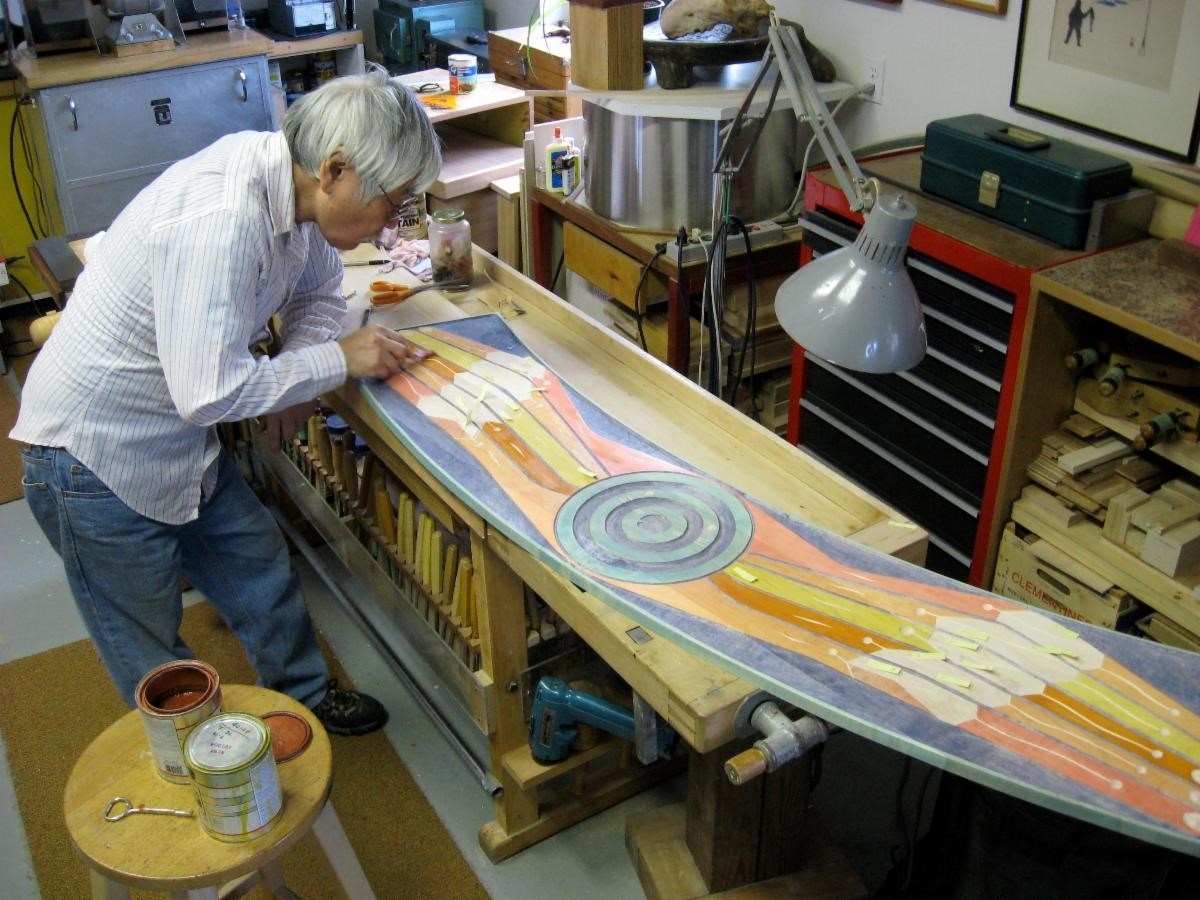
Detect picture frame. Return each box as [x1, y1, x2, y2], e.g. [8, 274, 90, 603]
[1011, 0, 1200, 161]
[936, 1, 1007, 13]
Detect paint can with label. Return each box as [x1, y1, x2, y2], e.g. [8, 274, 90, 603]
[448, 54, 478, 94]
[135, 660, 223, 784]
[310, 50, 337, 84]
[396, 191, 428, 241]
[184, 712, 283, 842]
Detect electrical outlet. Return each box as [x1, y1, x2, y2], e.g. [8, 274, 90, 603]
[864, 57, 885, 105]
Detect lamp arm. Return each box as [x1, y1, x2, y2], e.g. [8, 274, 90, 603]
[769, 22, 871, 213]
[712, 48, 782, 177]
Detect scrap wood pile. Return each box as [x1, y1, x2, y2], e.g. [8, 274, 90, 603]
[1027, 412, 1200, 580]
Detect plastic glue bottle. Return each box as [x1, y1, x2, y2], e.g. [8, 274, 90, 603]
[561, 137, 581, 195]
[545, 127, 570, 195]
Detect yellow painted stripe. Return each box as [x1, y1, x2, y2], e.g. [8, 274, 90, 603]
[734, 562, 937, 651]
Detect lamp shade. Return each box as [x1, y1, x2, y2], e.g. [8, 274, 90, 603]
[777, 194, 926, 374]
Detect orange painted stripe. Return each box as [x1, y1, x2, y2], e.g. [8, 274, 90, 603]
[711, 571, 915, 652]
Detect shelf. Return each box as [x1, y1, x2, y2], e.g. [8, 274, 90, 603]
[1012, 488, 1200, 637]
[265, 29, 364, 61]
[13, 29, 274, 89]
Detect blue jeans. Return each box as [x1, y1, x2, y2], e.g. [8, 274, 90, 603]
[19, 445, 328, 708]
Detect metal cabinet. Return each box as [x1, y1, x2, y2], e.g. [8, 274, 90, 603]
[788, 151, 1092, 586]
[797, 215, 1013, 581]
[36, 56, 272, 236]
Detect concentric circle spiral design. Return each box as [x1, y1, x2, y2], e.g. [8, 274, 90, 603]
[554, 472, 753, 584]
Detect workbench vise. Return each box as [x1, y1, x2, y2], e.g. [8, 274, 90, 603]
[529, 676, 675, 766]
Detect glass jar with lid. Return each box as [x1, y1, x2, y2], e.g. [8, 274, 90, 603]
[428, 208, 472, 286]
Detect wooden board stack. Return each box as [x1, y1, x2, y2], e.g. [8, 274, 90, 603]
[1024, 413, 1166, 521]
[1007, 411, 1200, 650]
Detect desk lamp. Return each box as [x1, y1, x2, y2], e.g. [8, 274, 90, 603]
[718, 16, 926, 374]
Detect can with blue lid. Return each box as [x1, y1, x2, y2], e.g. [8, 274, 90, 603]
[448, 54, 478, 95]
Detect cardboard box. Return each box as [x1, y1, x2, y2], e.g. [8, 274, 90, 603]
[992, 522, 1142, 630]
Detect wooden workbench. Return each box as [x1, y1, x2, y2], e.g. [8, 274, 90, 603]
[251, 246, 925, 890]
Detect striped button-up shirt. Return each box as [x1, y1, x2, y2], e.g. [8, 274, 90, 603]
[12, 130, 348, 524]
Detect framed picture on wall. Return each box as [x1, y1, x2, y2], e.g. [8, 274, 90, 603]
[1011, 0, 1200, 161]
[936, 1, 1007, 12]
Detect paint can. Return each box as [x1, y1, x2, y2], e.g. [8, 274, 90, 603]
[448, 53, 478, 94]
[184, 712, 283, 842]
[135, 660, 223, 784]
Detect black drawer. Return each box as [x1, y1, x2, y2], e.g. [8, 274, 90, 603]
[908, 348, 1001, 420]
[804, 358, 989, 501]
[800, 399, 977, 577]
[907, 251, 1015, 344]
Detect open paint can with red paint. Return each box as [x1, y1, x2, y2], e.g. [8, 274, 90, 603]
[134, 660, 223, 784]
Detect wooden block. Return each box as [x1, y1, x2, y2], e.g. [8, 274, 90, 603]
[1161, 478, 1200, 504]
[1129, 488, 1200, 533]
[1141, 520, 1200, 577]
[109, 36, 175, 57]
[1061, 413, 1108, 441]
[1103, 487, 1151, 545]
[1020, 483, 1085, 527]
[1057, 436, 1134, 475]
[1116, 455, 1165, 487]
[491, 175, 522, 271]
[568, 1, 643, 90]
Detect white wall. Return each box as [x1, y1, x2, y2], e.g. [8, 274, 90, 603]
[776, 0, 1197, 165]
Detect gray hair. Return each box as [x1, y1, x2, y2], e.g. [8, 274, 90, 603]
[283, 63, 441, 203]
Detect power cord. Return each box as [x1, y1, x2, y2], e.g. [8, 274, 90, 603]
[632, 243, 668, 354]
[724, 218, 759, 419]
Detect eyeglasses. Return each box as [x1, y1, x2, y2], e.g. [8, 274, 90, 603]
[379, 183, 420, 225]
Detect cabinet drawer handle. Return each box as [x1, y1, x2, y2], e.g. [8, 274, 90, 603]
[67, 96, 78, 131]
[236, 69, 248, 102]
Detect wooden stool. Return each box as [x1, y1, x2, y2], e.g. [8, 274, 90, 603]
[63, 684, 375, 899]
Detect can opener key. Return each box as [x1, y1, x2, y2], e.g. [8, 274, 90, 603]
[104, 796, 194, 821]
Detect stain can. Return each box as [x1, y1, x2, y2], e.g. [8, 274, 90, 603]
[448, 53, 478, 94]
[184, 712, 283, 842]
[135, 660, 223, 784]
[396, 190, 428, 241]
[311, 50, 337, 84]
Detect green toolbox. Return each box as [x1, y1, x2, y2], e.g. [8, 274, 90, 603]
[920, 114, 1133, 249]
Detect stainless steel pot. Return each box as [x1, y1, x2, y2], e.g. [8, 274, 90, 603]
[582, 98, 798, 232]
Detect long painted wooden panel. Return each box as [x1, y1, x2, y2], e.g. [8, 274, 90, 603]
[362, 315, 1200, 857]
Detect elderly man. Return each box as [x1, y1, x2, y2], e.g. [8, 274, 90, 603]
[12, 66, 440, 736]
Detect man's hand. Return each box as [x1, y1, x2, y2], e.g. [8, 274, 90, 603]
[338, 324, 432, 380]
[264, 400, 312, 454]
